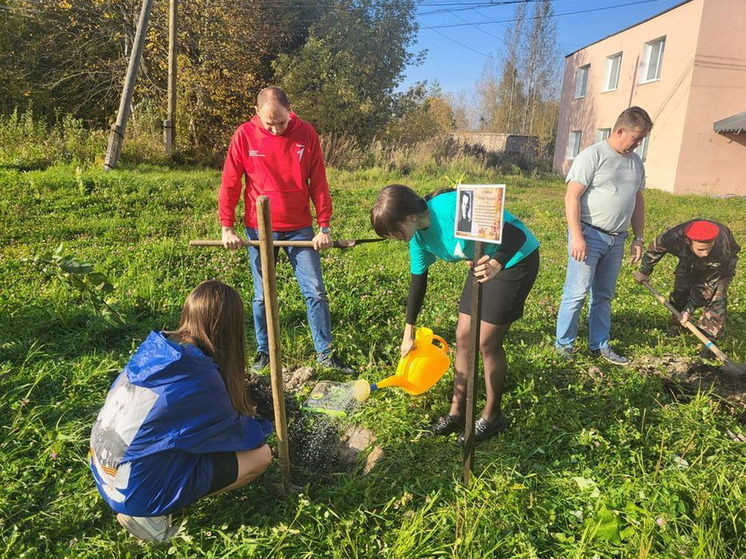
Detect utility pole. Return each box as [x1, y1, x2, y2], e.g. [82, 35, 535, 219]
[164, 0, 178, 154]
[103, 0, 155, 171]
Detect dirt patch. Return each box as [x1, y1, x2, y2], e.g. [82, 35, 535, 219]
[245, 368, 384, 484]
[634, 355, 746, 422]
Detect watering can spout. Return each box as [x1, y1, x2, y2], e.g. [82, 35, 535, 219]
[375, 327, 450, 395]
[373, 376, 406, 390]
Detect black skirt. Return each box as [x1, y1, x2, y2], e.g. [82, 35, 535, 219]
[458, 249, 539, 325]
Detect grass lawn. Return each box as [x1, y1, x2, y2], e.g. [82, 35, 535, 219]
[1, 162, 744, 557]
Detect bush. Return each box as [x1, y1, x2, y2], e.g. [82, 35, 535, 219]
[320, 134, 555, 178]
[0, 108, 106, 170]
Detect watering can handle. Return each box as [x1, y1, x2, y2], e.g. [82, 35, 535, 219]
[431, 335, 448, 353]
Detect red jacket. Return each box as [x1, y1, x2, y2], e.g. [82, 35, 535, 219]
[219, 113, 332, 231]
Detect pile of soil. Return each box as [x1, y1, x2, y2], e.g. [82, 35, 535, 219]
[634, 355, 746, 422]
[245, 367, 384, 484]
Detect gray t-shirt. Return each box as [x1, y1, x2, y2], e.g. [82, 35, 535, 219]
[566, 141, 645, 234]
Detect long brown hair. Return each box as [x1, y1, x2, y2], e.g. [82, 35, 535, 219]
[370, 184, 428, 238]
[168, 280, 254, 415]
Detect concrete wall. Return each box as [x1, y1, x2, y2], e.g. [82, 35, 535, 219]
[450, 132, 539, 155]
[674, 0, 746, 195]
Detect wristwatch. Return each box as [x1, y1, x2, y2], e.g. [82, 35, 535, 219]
[320, 226, 331, 235]
[634, 236, 644, 242]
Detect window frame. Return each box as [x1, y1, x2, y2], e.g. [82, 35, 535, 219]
[595, 128, 612, 143]
[634, 135, 650, 162]
[574, 65, 590, 99]
[567, 130, 582, 160]
[640, 36, 666, 83]
[603, 52, 622, 92]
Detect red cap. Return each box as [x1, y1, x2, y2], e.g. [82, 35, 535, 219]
[684, 220, 719, 242]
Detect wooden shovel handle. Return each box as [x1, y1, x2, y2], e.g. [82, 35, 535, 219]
[641, 281, 729, 362]
[189, 239, 381, 248]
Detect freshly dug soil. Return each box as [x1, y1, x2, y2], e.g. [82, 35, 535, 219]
[245, 367, 383, 484]
[634, 355, 746, 422]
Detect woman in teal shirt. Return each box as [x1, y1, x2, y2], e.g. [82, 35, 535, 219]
[371, 185, 540, 443]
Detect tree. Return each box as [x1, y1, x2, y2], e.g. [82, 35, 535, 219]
[385, 82, 454, 144]
[0, 0, 315, 147]
[519, 0, 559, 139]
[0, 0, 140, 123]
[149, 0, 312, 148]
[476, 57, 500, 132]
[495, 0, 528, 133]
[273, 0, 419, 143]
[476, 1, 527, 133]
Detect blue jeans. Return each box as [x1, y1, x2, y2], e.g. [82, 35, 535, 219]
[555, 223, 628, 351]
[245, 226, 332, 358]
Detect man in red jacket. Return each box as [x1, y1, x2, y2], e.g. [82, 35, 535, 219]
[219, 87, 353, 374]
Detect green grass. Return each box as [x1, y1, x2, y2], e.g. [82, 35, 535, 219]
[1, 161, 745, 557]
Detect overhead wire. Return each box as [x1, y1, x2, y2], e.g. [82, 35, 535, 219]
[421, 0, 671, 29]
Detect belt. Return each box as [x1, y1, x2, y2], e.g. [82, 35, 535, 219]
[581, 221, 620, 236]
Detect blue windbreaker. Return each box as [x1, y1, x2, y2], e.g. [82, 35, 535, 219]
[90, 331, 273, 516]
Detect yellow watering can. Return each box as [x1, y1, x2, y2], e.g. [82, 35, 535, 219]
[372, 327, 450, 395]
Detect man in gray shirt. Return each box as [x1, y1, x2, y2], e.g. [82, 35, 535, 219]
[555, 107, 653, 365]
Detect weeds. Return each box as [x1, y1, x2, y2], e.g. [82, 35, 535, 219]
[25, 244, 123, 326]
[1, 160, 744, 557]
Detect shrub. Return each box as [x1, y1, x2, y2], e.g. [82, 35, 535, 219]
[0, 108, 107, 170]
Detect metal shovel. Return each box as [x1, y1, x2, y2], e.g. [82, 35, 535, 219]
[642, 280, 746, 377]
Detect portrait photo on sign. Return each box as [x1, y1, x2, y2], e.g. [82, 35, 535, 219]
[454, 184, 506, 244]
[457, 189, 473, 233]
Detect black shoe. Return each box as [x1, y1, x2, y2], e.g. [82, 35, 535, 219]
[667, 324, 684, 337]
[252, 352, 270, 371]
[699, 346, 716, 360]
[318, 354, 356, 376]
[458, 415, 509, 445]
[429, 414, 464, 436]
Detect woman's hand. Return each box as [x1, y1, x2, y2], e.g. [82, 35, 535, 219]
[401, 324, 415, 358]
[470, 255, 503, 283]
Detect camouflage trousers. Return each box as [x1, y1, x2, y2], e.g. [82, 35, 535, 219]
[669, 272, 730, 339]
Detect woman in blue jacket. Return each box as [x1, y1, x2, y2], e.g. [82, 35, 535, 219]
[90, 280, 273, 542]
[371, 185, 540, 444]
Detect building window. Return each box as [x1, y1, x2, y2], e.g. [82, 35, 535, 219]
[634, 135, 650, 162]
[567, 130, 582, 159]
[595, 128, 611, 143]
[574, 65, 590, 99]
[603, 53, 622, 91]
[640, 37, 665, 83]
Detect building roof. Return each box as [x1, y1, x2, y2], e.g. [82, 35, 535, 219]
[565, 0, 693, 58]
[714, 111, 746, 134]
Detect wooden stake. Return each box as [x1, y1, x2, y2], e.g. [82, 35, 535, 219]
[104, 0, 155, 171]
[462, 241, 484, 485]
[164, 0, 178, 154]
[256, 196, 292, 486]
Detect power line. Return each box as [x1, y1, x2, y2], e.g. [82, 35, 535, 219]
[416, 0, 567, 16]
[428, 27, 492, 57]
[421, 0, 670, 29]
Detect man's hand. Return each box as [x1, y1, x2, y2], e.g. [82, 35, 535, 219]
[630, 238, 644, 264]
[633, 271, 649, 284]
[570, 235, 587, 262]
[469, 255, 503, 283]
[312, 231, 332, 251]
[222, 226, 243, 250]
[679, 310, 691, 325]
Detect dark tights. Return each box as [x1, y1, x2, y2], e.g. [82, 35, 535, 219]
[448, 313, 511, 422]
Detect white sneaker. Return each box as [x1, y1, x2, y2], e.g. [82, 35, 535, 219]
[117, 513, 176, 543]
